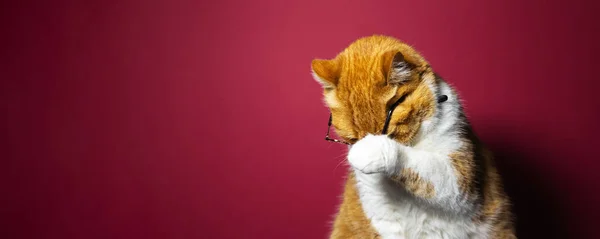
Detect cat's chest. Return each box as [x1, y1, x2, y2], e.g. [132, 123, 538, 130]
[354, 173, 487, 239]
[365, 201, 479, 239]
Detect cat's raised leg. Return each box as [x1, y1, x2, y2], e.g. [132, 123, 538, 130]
[347, 134, 475, 214]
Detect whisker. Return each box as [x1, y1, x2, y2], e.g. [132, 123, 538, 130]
[333, 153, 348, 172]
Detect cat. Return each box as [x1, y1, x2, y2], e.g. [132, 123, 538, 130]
[311, 35, 516, 239]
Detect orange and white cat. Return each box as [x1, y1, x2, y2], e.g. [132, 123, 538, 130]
[311, 35, 515, 239]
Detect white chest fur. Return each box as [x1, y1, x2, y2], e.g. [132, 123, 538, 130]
[354, 170, 490, 239]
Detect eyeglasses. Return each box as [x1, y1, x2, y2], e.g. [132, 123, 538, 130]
[324, 94, 408, 145]
[324, 65, 443, 145]
[325, 113, 352, 145]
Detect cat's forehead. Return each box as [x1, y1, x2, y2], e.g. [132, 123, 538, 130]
[316, 35, 431, 106]
[339, 60, 386, 86]
[333, 59, 390, 100]
[334, 43, 412, 91]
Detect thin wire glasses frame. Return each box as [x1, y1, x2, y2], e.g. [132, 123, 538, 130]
[324, 65, 436, 145]
[324, 114, 352, 145]
[324, 93, 407, 145]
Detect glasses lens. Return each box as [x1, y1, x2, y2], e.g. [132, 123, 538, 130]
[325, 114, 350, 145]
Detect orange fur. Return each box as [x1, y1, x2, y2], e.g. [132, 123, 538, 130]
[312, 35, 515, 238]
[313, 36, 435, 144]
[391, 168, 436, 199]
[330, 173, 381, 239]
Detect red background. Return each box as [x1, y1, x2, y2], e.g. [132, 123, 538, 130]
[3, 0, 600, 238]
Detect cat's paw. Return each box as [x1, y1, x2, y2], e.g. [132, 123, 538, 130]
[347, 134, 402, 174]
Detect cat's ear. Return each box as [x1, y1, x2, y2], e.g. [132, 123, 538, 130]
[311, 59, 340, 90]
[382, 51, 412, 84]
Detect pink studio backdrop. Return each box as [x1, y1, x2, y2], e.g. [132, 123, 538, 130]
[3, 0, 600, 238]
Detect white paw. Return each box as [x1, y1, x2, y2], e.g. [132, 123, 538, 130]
[347, 134, 402, 174]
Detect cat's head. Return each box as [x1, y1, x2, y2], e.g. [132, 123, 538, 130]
[311, 35, 444, 145]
